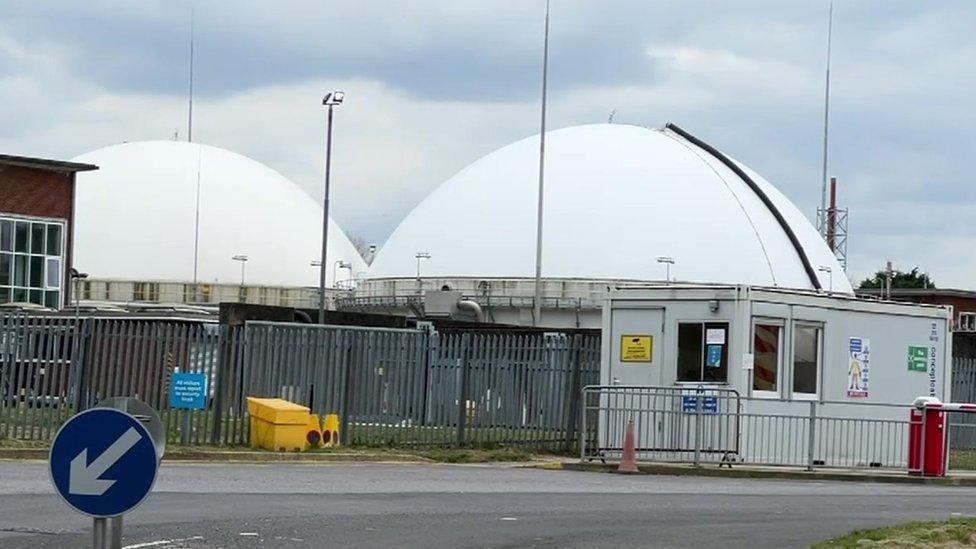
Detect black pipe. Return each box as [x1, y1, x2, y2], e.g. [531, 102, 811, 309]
[665, 123, 823, 291]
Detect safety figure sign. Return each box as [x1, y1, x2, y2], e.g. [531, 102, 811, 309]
[847, 337, 870, 398]
[621, 335, 653, 362]
[908, 346, 928, 373]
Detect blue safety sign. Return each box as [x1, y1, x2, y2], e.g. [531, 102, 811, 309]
[49, 408, 159, 517]
[169, 372, 208, 410]
[682, 395, 718, 413]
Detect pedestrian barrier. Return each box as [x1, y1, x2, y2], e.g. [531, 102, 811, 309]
[581, 385, 914, 470]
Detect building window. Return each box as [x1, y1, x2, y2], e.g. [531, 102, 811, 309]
[185, 284, 212, 303]
[793, 324, 822, 396]
[133, 282, 160, 302]
[677, 322, 729, 383]
[753, 323, 782, 394]
[0, 215, 66, 308]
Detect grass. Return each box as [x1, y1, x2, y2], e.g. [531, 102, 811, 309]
[813, 517, 976, 548]
[950, 451, 976, 470]
[412, 447, 531, 463]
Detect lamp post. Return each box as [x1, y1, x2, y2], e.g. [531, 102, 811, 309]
[656, 256, 675, 282]
[415, 252, 431, 299]
[818, 265, 833, 293]
[68, 267, 89, 322]
[231, 254, 248, 286]
[333, 260, 351, 288]
[318, 90, 345, 324]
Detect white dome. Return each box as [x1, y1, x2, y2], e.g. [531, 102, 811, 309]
[368, 123, 851, 294]
[72, 141, 367, 287]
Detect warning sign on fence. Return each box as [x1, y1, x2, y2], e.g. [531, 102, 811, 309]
[621, 335, 653, 362]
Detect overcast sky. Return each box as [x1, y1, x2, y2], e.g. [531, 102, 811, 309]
[1, 1, 972, 288]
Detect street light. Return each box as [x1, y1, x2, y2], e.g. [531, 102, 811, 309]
[231, 254, 248, 287]
[415, 252, 431, 298]
[68, 267, 88, 320]
[818, 265, 833, 293]
[318, 89, 345, 324]
[333, 260, 351, 288]
[656, 256, 675, 282]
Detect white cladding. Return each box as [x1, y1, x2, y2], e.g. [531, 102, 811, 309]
[368, 124, 851, 294]
[72, 141, 367, 287]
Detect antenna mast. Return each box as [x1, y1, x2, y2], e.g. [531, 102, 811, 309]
[187, 6, 195, 143]
[818, 0, 834, 238]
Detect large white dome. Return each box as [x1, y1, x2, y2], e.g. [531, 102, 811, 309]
[72, 141, 367, 287]
[368, 123, 851, 293]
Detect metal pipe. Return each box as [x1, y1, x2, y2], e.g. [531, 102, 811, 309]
[108, 515, 123, 549]
[532, 0, 550, 327]
[318, 105, 334, 324]
[93, 517, 107, 549]
[457, 299, 484, 322]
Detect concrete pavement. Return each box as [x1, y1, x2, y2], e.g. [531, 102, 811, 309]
[2, 460, 975, 548]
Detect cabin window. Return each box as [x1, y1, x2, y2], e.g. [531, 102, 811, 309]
[793, 324, 822, 397]
[677, 322, 729, 383]
[753, 323, 782, 395]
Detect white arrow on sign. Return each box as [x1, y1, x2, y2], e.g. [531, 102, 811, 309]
[69, 427, 142, 496]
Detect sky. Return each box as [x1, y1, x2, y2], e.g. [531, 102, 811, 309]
[0, 1, 972, 289]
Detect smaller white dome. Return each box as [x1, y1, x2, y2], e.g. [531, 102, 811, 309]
[73, 141, 367, 287]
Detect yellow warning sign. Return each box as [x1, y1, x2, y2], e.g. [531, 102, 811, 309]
[621, 335, 653, 362]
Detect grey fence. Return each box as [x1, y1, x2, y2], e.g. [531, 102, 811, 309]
[951, 357, 976, 449]
[0, 314, 600, 451]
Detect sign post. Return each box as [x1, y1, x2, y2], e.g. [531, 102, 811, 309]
[49, 405, 160, 549]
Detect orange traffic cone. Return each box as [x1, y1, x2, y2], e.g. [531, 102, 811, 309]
[618, 419, 638, 474]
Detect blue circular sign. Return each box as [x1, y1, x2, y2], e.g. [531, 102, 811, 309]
[49, 408, 159, 517]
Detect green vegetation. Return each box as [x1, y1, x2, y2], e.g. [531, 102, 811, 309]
[950, 450, 976, 470]
[413, 447, 530, 463]
[813, 517, 976, 548]
[858, 266, 935, 290]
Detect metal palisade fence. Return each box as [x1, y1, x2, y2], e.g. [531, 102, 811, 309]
[0, 313, 600, 451]
[950, 357, 976, 449]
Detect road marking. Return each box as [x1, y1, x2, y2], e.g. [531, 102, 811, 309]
[500, 517, 518, 521]
[239, 532, 259, 536]
[123, 536, 203, 549]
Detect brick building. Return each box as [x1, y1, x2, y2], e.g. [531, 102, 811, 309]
[0, 154, 98, 308]
[856, 288, 976, 358]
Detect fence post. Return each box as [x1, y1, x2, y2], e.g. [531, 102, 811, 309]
[456, 333, 470, 446]
[339, 330, 353, 446]
[806, 400, 817, 471]
[693, 385, 703, 467]
[70, 318, 91, 413]
[579, 385, 588, 462]
[210, 325, 231, 444]
[563, 335, 582, 454]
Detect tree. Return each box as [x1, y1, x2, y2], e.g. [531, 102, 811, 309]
[858, 267, 935, 290]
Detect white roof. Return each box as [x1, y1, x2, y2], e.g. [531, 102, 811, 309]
[72, 141, 367, 287]
[368, 123, 851, 294]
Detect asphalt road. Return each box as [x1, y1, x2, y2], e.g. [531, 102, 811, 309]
[1, 461, 975, 548]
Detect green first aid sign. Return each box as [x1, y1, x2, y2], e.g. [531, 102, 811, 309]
[908, 346, 928, 372]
